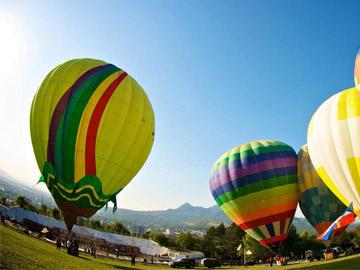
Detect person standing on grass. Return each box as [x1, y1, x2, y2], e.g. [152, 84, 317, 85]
[269, 256, 273, 267]
[56, 237, 62, 250]
[131, 255, 136, 266]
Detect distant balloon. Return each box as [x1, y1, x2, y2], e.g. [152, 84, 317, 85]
[355, 48, 360, 90]
[297, 145, 346, 234]
[307, 87, 360, 217]
[30, 59, 155, 231]
[209, 140, 299, 246]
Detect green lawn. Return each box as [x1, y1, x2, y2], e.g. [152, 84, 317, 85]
[0, 224, 166, 270]
[1, 224, 360, 270]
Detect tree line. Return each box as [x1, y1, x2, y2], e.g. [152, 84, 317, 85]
[3, 195, 360, 261]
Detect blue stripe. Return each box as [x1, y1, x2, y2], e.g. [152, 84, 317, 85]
[210, 150, 296, 179]
[211, 166, 297, 199]
[266, 223, 275, 237]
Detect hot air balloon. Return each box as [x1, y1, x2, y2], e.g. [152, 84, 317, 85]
[30, 58, 155, 231]
[297, 145, 346, 234]
[209, 140, 299, 246]
[307, 87, 360, 217]
[355, 48, 360, 90]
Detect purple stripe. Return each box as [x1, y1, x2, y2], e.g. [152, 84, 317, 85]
[47, 64, 110, 163]
[210, 157, 297, 191]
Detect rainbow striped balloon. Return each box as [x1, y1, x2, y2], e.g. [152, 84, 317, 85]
[209, 140, 299, 246]
[30, 59, 155, 230]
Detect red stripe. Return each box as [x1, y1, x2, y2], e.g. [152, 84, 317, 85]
[337, 213, 355, 227]
[259, 233, 288, 246]
[239, 209, 295, 230]
[85, 72, 128, 175]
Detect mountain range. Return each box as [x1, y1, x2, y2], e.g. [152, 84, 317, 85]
[1, 169, 354, 234]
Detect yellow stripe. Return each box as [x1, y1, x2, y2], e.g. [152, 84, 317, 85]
[222, 192, 298, 219]
[316, 166, 349, 207]
[347, 157, 360, 198]
[55, 183, 108, 203]
[258, 225, 271, 239]
[245, 229, 261, 241]
[74, 70, 124, 182]
[273, 220, 280, 236]
[53, 185, 103, 207]
[337, 88, 360, 120]
[220, 184, 298, 214]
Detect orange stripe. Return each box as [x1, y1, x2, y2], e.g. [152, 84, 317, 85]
[230, 200, 298, 225]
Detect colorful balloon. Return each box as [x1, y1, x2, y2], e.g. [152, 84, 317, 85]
[307, 87, 360, 217]
[209, 140, 299, 246]
[297, 145, 346, 234]
[30, 59, 155, 231]
[355, 48, 360, 90]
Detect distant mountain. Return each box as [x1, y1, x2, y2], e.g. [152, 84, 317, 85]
[95, 203, 317, 234]
[0, 171, 56, 208]
[0, 172, 328, 234]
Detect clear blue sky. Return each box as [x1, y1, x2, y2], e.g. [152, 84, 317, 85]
[0, 0, 359, 212]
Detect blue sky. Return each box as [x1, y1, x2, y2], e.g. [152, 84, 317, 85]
[0, 0, 359, 213]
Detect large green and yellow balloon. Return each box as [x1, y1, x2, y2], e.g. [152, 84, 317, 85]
[30, 59, 155, 231]
[297, 145, 346, 234]
[307, 87, 360, 217]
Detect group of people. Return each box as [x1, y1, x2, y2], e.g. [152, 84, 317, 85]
[55, 235, 79, 257]
[84, 245, 97, 258]
[268, 256, 287, 266]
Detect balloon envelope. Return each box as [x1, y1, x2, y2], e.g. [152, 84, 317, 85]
[30, 59, 155, 231]
[307, 87, 360, 217]
[209, 140, 299, 246]
[297, 145, 346, 234]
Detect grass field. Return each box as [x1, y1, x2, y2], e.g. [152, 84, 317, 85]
[1, 224, 360, 270]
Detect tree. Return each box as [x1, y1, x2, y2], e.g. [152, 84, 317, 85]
[176, 233, 197, 251]
[150, 231, 170, 247]
[241, 234, 272, 262]
[299, 230, 310, 239]
[52, 208, 62, 220]
[0, 197, 7, 206]
[38, 203, 48, 216]
[77, 217, 86, 226]
[109, 222, 130, 235]
[16, 196, 28, 208]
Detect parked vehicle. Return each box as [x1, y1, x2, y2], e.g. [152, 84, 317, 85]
[201, 258, 221, 268]
[305, 249, 323, 261]
[169, 258, 197, 268]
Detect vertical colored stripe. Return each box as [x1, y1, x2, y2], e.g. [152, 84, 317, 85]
[347, 157, 360, 198]
[47, 64, 111, 164]
[85, 72, 128, 175]
[280, 218, 285, 234]
[337, 89, 360, 120]
[316, 166, 349, 207]
[61, 65, 120, 182]
[266, 223, 275, 237]
[73, 70, 123, 182]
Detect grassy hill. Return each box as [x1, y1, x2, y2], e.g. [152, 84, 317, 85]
[1, 224, 360, 270]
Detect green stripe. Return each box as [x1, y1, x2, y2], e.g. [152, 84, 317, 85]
[253, 227, 266, 240]
[211, 144, 293, 173]
[215, 174, 298, 206]
[61, 66, 120, 182]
